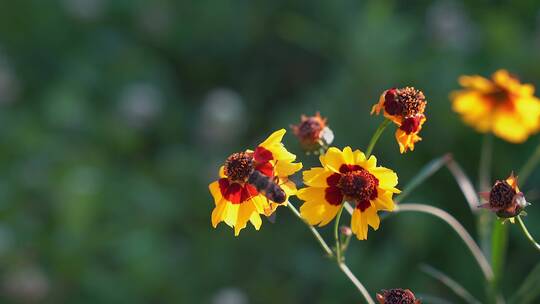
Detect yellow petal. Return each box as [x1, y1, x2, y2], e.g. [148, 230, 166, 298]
[281, 180, 297, 196]
[297, 187, 326, 202]
[299, 200, 340, 226]
[373, 190, 395, 211]
[302, 167, 333, 187]
[342, 146, 355, 164]
[351, 208, 368, 240]
[365, 205, 380, 230]
[223, 203, 239, 227]
[370, 167, 398, 190]
[234, 202, 256, 236]
[259, 129, 286, 149]
[209, 181, 222, 205]
[250, 212, 262, 230]
[274, 160, 302, 177]
[323, 147, 346, 172]
[211, 199, 227, 228]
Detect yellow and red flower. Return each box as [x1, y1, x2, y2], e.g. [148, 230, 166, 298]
[451, 69, 540, 143]
[209, 129, 302, 236]
[372, 87, 427, 153]
[297, 147, 400, 240]
[479, 173, 530, 220]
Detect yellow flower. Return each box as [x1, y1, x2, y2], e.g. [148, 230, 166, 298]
[451, 69, 540, 143]
[209, 129, 302, 236]
[371, 87, 427, 153]
[479, 173, 530, 221]
[297, 147, 400, 240]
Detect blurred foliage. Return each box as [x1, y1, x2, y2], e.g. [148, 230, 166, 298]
[0, 0, 539, 303]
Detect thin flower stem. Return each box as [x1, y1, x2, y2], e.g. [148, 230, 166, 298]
[288, 202, 375, 304]
[365, 119, 391, 157]
[287, 201, 333, 256]
[518, 141, 540, 185]
[334, 205, 345, 263]
[338, 263, 376, 304]
[395, 203, 494, 282]
[516, 215, 540, 252]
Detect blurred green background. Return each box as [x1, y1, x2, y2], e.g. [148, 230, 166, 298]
[0, 0, 539, 303]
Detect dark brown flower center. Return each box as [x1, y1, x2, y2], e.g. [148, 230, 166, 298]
[385, 87, 426, 117]
[381, 289, 417, 304]
[399, 115, 423, 134]
[297, 117, 323, 141]
[224, 152, 254, 182]
[338, 169, 378, 203]
[489, 180, 515, 209]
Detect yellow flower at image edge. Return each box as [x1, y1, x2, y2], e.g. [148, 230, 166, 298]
[451, 69, 540, 143]
[298, 147, 400, 240]
[372, 87, 427, 153]
[209, 129, 302, 236]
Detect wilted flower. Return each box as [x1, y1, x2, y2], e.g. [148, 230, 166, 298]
[372, 87, 427, 153]
[209, 129, 302, 235]
[479, 173, 530, 220]
[451, 69, 540, 143]
[298, 147, 400, 240]
[291, 112, 334, 154]
[376, 288, 421, 304]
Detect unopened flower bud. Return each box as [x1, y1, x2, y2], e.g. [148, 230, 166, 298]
[479, 173, 530, 219]
[340, 225, 352, 236]
[291, 112, 334, 154]
[376, 288, 421, 304]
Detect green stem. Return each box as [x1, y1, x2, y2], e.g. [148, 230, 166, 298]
[518, 141, 540, 185]
[516, 215, 540, 252]
[396, 203, 494, 282]
[287, 202, 333, 256]
[365, 119, 391, 157]
[334, 204, 345, 263]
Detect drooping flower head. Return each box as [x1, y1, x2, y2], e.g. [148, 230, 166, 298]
[298, 147, 400, 240]
[209, 129, 302, 235]
[291, 112, 334, 155]
[372, 87, 427, 153]
[451, 70, 540, 143]
[479, 173, 530, 220]
[376, 289, 421, 304]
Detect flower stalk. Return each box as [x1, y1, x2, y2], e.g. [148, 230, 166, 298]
[516, 215, 540, 252]
[287, 201, 333, 256]
[365, 119, 391, 157]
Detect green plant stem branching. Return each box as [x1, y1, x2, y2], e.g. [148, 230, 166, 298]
[334, 205, 345, 263]
[287, 202, 333, 256]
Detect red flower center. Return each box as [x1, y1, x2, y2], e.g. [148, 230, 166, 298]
[224, 152, 254, 182]
[337, 167, 378, 210]
[399, 115, 422, 134]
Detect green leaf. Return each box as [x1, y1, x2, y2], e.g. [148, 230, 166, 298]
[509, 263, 540, 304]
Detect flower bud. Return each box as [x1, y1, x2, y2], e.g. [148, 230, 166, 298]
[376, 288, 421, 304]
[479, 173, 530, 219]
[291, 112, 334, 154]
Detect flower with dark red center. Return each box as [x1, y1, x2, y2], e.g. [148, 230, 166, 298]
[209, 129, 302, 236]
[479, 173, 530, 220]
[372, 87, 428, 153]
[376, 289, 421, 304]
[298, 147, 400, 240]
[451, 69, 540, 143]
[291, 112, 334, 154]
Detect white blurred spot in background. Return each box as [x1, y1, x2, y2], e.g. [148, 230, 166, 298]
[198, 88, 246, 147]
[62, 0, 104, 21]
[118, 82, 164, 129]
[426, 0, 479, 53]
[2, 265, 50, 303]
[0, 53, 20, 105]
[211, 287, 249, 304]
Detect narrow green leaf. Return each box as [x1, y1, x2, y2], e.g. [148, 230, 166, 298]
[394, 154, 451, 204]
[509, 263, 540, 304]
[420, 264, 482, 304]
